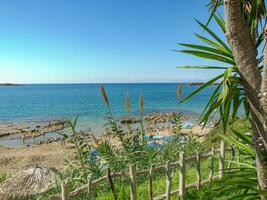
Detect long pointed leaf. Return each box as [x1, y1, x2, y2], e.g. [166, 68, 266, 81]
[178, 50, 235, 65]
[196, 19, 232, 53]
[179, 73, 224, 104]
[179, 43, 233, 58]
[177, 65, 228, 70]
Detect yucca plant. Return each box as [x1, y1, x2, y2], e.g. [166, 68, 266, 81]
[206, 1, 267, 197]
[176, 15, 245, 131]
[213, 129, 267, 199]
[176, 14, 266, 198]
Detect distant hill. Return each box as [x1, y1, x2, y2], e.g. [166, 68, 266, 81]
[0, 83, 22, 86]
[187, 83, 219, 86]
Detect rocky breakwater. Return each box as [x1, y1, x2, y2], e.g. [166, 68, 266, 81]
[0, 119, 68, 139]
[120, 112, 188, 124]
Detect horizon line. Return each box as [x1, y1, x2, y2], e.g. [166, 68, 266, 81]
[1, 82, 209, 85]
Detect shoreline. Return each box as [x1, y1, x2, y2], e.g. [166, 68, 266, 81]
[0, 122, 212, 175]
[0, 111, 215, 175]
[0, 111, 207, 148]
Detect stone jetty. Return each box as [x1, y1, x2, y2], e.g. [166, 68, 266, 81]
[0, 119, 67, 138]
[120, 112, 187, 124]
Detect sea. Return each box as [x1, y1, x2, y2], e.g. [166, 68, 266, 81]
[0, 83, 217, 147]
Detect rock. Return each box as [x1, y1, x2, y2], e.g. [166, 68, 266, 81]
[0, 119, 68, 139]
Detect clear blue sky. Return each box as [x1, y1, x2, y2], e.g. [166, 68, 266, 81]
[0, 0, 224, 84]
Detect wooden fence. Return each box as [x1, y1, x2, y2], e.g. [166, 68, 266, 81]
[50, 142, 235, 200]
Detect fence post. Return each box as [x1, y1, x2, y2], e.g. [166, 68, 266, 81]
[196, 152, 201, 190]
[148, 165, 153, 200]
[129, 164, 137, 200]
[107, 168, 118, 200]
[179, 151, 185, 200]
[209, 147, 215, 182]
[227, 145, 235, 169]
[165, 161, 171, 200]
[61, 180, 70, 200]
[236, 147, 240, 167]
[87, 174, 93, 200]
[219, 140, 225, 178]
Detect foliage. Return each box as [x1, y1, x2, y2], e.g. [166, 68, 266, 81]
[171, 113, 183, 135]
[98, 85, 202, 170]
[58, 115, 104, 188]
[207, 0, 266, 40]
[213, 128, 267, 199]
[175, 15, 255, 133]
[176, 9, 266, 199]
[203, 118, 251, 149]
[0, 173, 7, 184]
[53, 85, 204, 199]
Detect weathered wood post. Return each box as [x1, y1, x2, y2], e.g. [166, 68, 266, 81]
[179, 151, 185, 200]
[236, 147, 240, 167]
[87, 174, 93, 200]
[148, 165, 153, 200]
[165, 161, 171, 200]
[107, 168, 118, 200]
[129, 164, 137, 200]
[209, 147, 215, 182]
[227, 145, 235, 169]
[196, 152, 201, 190]
[22, 134, 25, 146]
[219, 140, 225, 178]
[61, 180, 70, 200]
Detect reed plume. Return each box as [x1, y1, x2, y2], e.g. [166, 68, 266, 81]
[125, 95, 130, 115]
[139, 95, 144, 113]
[177, 83, 182, 98]
[139, 95, 145, 142]
[99, 84, 110, 108]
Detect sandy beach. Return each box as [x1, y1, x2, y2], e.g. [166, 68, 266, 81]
[0, 142, 74, 175]
[0, 122, 211, 176]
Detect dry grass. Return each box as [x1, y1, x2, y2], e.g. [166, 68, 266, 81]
[0, 166, 58, 199]
[0, 143, 73, 175]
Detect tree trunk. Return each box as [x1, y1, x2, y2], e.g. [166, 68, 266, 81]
[261, 33, 267, 134]
[224, 0, 267, 197]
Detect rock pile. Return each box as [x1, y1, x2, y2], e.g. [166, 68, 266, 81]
[0, 119, 67, 138]
[120, 112, 185, 125]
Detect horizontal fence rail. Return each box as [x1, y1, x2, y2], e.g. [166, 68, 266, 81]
[50, 144, 235, 200]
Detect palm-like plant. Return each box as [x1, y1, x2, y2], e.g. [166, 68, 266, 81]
[215, 129, 267, 199]
[176, 15, 249, 131]
[176, 15, 266, 198]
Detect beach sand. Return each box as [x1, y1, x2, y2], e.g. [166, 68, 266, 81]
[0, 142, 74, 175]
[0, 124, 211, 176]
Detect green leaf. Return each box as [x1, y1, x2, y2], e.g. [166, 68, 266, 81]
[195, 19, 232, 53]
[67, 114, 80, 133]
[214, 14, 226, 33]
[220, 134, 255, 156]
[178, 50, 235, 65]
[206, 0, 222, 27]
[178, 73, 224, 104]
[179, 43, 233, 58]
[73, 114, 80, 129]
[232, 129, 253, 145]
[177, 65, 228, 70]
[225, 160, 256, 169]
[195, 33, 229, 53]
[221, 98, 232, 132]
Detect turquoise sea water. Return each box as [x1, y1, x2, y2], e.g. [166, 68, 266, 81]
[0, 83, 217, 133]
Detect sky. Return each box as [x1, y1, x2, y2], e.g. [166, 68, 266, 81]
[0, 0, 225, 84]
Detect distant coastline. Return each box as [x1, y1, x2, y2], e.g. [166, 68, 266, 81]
[0, 83, 22, 86]
[187, 82, 219, 86]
